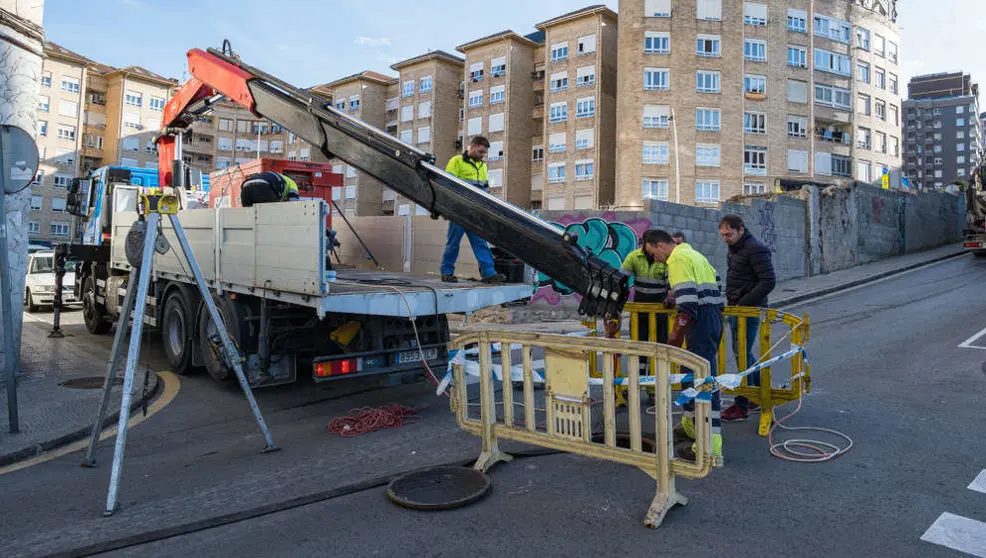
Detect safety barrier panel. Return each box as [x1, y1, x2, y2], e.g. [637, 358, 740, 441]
[448, 330, 714, 528]
[586, 303, 811, 436]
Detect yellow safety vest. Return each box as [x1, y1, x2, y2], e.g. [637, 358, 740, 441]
[445, 153, 489, 187]
[667, 243, 725, 317]
[621, 249, 668, 302]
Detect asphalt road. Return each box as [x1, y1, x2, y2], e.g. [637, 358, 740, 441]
[3, 255, 986, 557]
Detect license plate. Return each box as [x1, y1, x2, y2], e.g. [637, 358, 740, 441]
[397, 347, 439, 364]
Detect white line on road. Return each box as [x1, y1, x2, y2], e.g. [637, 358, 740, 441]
[969, 471, 986, 495]
[921, 512, 986, 557]
[959, 327, 986, 350]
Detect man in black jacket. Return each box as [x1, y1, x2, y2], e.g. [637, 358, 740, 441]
[719, 214, 776, 422]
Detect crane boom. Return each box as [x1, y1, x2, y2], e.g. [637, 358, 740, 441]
[157, 47, 629, 318]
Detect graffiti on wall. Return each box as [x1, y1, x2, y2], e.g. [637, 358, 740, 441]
[758, 202, 777, 252]
[530, 212, 652, 306]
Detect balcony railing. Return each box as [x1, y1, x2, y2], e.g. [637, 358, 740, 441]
[816, 129, 851, 144]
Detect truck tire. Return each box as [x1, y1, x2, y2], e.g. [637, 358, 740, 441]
[198, 295, 255, 383]
[82, 276, 111, 334]
[24, 288, 38, 313]
[162, 291, 200, 375]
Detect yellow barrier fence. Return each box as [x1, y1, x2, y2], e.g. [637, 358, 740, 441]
[449, 330, 715, 528]
[586, 303, 811, 436]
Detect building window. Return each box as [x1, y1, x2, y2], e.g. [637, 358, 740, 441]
[873, 34, 886, 56]
[402, 81, 415, 97]
[28, 220, 40, 234]
[575, 129, 594, 150]
[40, 71, 51, 87]
[488, 112, 504, 132]
[788, 46, 807, 68]
[577, 66, 595, 87]
[876, 131, 887, 153]
[400, 105, 414, 122]
[696, 70, 720, 94]
[644, 0, 671, 17]
[58, 100, 77, 117]
[551, 42, 569, 62]
[875, 100, 886, 121]
[744, 146, 767, 175]
[399, 130, 412, 143]
[832, 154, 851, 177]
[549, 102, 568, 123]
[855, 27, 871, 50]
[334, 100, 345, 110]
[38, 95, 49, 112]
[857, 160, 872, 182]
[644, 68, 669, 91]
[550, 71, 568, 92]
[467, 116, 482, 135]
[696, 144, 721, 167]
[958, 155, 967, 165]
[958, 130, 966, 139]
[30, 195, 42, 210]
[61, 77, 80, 94]
[958, 117, 967, 126]
[696, 180, 720, 204]
[815, 84, 851, 109]
[696, 0, 722, 21]
[857, 61, 870, 83]
[490, 58, 506, 77]
[787, 8, 807, 33]
[958, 105, 966, 114]
[418, 100, 432, 118]
[644, 32, 670, 54]
[149, 96, 166, 111]
[548, 132, 566, 153]
[485, 140, 503, 161]
[547, 163, 566, 183]
[875, 67, 886, 89]
[744, 112, 766, 134]
[37, 120, 47, 136]
[787, 115, 808, 138]
[56, 124, 76, 141]
[468, 90, 482, 108]
[788, 149, 809, 173]
[417, 126, 431, 144]
[814, 48, 851, 76]
[744, 2, 767, 25]
[349, 95, 360, 110]
[577, 35, 596, 56]
[744, 74, 766, 96]
[696, 35, 721, 57]
[642, 141, 669, 165]
[50, 222, 69, 237]
[787, 80, 808, 103]
[125, 90, 142, 106]
[532, 145, 544, 161]
[888, 41, 898, 63]
[419, 75, 433, 92]
[744, 39, 766, 62]
[889, 73, 898, 94]
[857, 94, 871, 116]
[857, 127, 871, 149]
[489, 86, 505, 105]
[89, 92, 106, 105]
[744, 183, 767, 195]
[469, 63, 484, 82]
[814, 14, 851, 43]
[575, 160, 594, 181]
[696, 108, 721, 131]
[576, 97, 595, 118]
[643, 105, 670, 129]
[642, 179, 669, 201]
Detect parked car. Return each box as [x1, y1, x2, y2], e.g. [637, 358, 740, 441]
[24, 251, 78, 312]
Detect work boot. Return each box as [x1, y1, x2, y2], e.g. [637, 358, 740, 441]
[481, 272, 507, 284]
[441, 274, 458, 283]
[721, 404, 749, 422]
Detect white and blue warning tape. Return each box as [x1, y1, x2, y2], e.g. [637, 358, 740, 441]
[674, 345, 808, 406]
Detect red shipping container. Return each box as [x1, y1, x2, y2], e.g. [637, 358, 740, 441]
[209, 158, 343, 228]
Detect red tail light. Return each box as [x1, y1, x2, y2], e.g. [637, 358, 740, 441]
[314, 358, 360, 377]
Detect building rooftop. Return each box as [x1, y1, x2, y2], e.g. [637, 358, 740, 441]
[524, 31, 546, 44]
[320, 70, 398, 89]
[535, 4, 616, 29]
[456, 30, 539, 52]
[391, 49, 464, 70]
[43, 41, 91, 65]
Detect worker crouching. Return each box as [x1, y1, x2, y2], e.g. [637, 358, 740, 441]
[644, 230, 725, 461]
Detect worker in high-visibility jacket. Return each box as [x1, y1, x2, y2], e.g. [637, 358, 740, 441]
[645, 229, 725, 461]
[239, 171, 300, 206]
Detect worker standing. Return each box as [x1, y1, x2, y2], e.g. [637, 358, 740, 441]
[439, 136, 506, 284]
[718, 214, 776, 422]
[644, 230, 725, 461]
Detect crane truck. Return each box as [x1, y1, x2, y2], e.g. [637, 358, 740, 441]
[55, 44, 630, 388]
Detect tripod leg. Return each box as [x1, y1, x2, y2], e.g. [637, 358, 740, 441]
[167, 214, 278, 452]
[103, 213, 159, 517]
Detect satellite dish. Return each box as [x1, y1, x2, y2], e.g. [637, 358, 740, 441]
[1, 125, 39, 195]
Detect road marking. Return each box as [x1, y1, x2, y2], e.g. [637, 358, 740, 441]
[969, 470, 986, 495]
[921, 512, 986, 557]
[959, 327, 986, 350]
[0, 371, 181, 476]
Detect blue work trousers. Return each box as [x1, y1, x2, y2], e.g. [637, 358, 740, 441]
[440, 221, 496, 278]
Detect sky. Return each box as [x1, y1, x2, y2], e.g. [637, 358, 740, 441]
[41, 0, 985, 93]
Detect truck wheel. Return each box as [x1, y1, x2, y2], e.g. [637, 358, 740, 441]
[162, 291, 200, 375]
[198, 295, 255, 383]
[24, 288, 38, 313]
[82, 276, 111, 334]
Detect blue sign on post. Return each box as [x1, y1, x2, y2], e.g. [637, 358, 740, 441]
[901, 176, 910, 189]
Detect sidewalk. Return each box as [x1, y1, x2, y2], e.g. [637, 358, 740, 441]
[450, 242, 967, 334]
[0, 314, 158, 466]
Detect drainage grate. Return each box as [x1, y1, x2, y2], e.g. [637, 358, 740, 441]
[59, 377, 123, 390]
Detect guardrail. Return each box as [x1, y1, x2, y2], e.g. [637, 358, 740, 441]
[585, 303, 811, 436]
[448, 330, 714, 528]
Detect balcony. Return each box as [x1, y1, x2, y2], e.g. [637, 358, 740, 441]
[816, 128, 851, 145]
[532, 104, 544, 120]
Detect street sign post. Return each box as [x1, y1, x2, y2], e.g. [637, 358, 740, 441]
[0, 124, 40, 434]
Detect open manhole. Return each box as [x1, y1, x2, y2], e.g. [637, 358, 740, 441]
[591, 431, 658, 452]
[59, 377, 122, 390]
[387, 466, 491, 511]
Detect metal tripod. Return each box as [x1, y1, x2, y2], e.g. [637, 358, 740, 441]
[82, 198, 278, 517]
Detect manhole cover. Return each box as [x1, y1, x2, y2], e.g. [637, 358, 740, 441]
[591, 431, 657, 452]
[59, 377, 122, 390]
[387, 466, 491, 510]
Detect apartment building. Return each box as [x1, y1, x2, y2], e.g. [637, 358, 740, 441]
[103, 66, 176, 171]
[903, 73, 984, 189]
[536, 5, 618, 211]
[614, 0, 903, 209]
[457, 31, 540, 208]
[322, 71, 398, 216]
[389, 50, 465, 215]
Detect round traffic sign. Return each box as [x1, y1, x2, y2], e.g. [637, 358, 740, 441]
[1, 125, 39, 195]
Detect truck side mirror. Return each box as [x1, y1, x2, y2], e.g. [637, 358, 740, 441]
[65, 178, 88, 217]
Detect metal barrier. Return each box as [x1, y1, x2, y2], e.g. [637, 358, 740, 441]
[586, 303, 811, 436]
[448, 330, 714, 528]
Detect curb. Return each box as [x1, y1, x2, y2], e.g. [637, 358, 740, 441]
[771, 250, 968, 309]
[0, 372, 162, 468]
